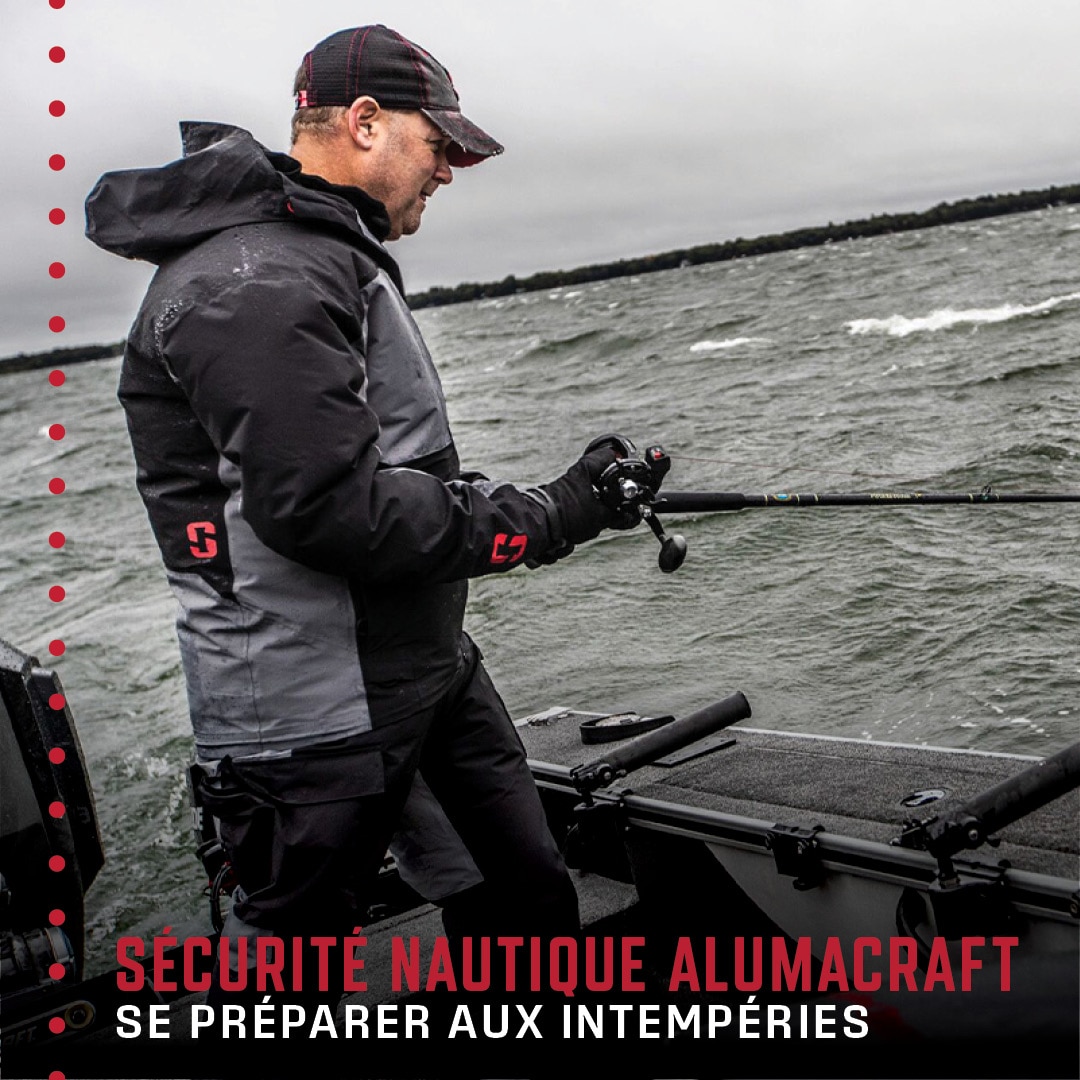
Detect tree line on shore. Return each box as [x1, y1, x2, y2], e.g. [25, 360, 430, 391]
[0, 340, 125, 373]
[4, 182, 1077, 370]
[407, 184, 1080, 310]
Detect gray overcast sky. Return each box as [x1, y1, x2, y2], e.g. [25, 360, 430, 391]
[4, 0, 1078, 356]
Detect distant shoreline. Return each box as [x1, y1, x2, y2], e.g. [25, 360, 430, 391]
[4, 182, 1077, 371]
[407, 182, 1080, 310]
[0, 341, 124, 374]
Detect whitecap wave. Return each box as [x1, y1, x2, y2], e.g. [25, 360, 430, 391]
[845, 292, 1080, 337]
[689, 336, 769, 353]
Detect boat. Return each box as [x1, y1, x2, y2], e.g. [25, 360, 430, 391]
[0, 636, 106, 1053]
[3, 637, 1077, 1078]
[516, 695, 1080, 1065]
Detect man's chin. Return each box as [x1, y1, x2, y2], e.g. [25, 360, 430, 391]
[386, 205, 423, 241]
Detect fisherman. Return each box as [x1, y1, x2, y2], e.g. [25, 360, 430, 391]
[85, 25, 638, 1002]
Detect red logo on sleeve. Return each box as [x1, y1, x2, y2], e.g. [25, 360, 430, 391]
[490, 533, 527, 565]
[186, 521, 218, 560]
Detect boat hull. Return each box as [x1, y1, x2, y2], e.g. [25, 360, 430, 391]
[518, 709, 1080, 1048]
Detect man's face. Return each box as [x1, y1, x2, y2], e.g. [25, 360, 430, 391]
[367, 110, 454, 240]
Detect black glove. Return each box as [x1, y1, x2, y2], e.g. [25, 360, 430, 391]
[525, 436, 639, 565]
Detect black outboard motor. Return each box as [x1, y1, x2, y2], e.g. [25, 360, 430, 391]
[0, 637, 103, 1014]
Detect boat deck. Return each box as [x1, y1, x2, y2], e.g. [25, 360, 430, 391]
[515, 707, 1080, 879]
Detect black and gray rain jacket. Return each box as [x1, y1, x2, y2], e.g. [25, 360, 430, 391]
[86, 122, 559, 759]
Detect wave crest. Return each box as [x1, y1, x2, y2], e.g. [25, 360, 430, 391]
[845, 292, 1080, 338]
[689, 336, 770, 353]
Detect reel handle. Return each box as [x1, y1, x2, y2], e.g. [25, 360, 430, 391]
[594, 443, 688, 571]
[641, 506, 687, 572]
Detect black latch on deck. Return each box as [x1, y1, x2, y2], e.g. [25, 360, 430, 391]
[766, 822, 825, 891]
[564, 799, 634, 883]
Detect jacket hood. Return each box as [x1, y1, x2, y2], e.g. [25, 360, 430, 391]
[85, 121, 391, 264]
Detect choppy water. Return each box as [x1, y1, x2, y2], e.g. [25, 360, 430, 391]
[3, 206, 1078, 975]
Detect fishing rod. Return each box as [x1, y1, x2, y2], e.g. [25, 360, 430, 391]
[653, 489, 1080, 512]
[591, 439, 1080, 573]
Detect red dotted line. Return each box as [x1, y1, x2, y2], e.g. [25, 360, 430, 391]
[46, 2, 71, 1069]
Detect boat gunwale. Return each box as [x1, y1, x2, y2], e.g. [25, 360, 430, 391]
[529, 759, 1080, 924]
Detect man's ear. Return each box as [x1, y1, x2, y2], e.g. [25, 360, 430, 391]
[347, 97, 382, 149]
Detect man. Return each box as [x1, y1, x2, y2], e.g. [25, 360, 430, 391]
[85, 25, 634, 995]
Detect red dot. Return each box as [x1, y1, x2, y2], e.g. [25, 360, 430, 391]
[50, 962, 67, 980]
[49, 1016, 66, 1035]
[50, 207, 66, 225]
[50, 585, 67, 602]
[49, 316, 66, 333]
[49, 692, 66, 709]
[49, 746, 67, 764]
[50, 854, 67, 872]
[49, 477, 67, 494]
[49, 100, 66, 117]
[49, 369, 66, 386]
[49, 261, 66, 278]
[49, 423, 66, 441]
[49, 909, 66, 926]
[49, 639, 66, 656]
[50, 1072, 67, 1080]
[49, 154, 66, 171]
[49, 46, 66, 63]
[49, 531, 66, 548]
[49, 801, 66, 819]
[51, 0, 67, 8]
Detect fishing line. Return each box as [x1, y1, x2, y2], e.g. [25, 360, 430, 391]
[668, 452, 917, 481]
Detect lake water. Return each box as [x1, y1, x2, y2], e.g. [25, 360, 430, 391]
[2, 205, 1078, 975]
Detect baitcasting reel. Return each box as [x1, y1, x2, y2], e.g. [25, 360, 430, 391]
[586, 436, 688, 572]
